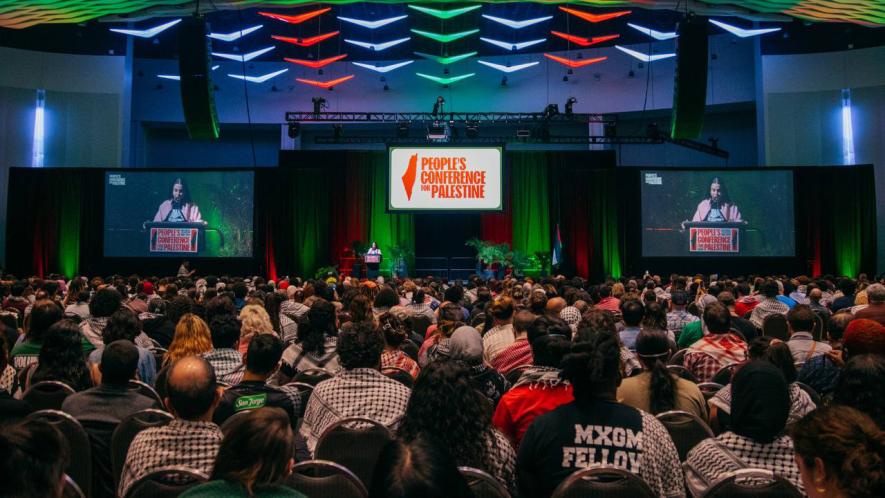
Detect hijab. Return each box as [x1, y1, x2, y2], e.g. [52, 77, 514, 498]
[730, 360, 790, 443]
[444, 326, 483, 365]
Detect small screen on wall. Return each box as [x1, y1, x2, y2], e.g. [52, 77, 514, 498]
[640, 169, 795, 257]
[103, 171, 254, 257]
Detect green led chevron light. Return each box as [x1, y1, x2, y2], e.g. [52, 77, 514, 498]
[416, 72, 476, 85]
[410, 29, 479, 43]
[414, 51, 477, 65]
[407, 5, 482, 20]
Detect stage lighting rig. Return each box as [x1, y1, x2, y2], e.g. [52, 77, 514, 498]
[543, 104, 559, 119]
[466, 121, 479, 138]
[565, 97, 577, 117]
[432, 96, 445, 116]
[312, 97, 327, 116]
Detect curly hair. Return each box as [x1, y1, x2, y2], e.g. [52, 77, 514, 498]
[348, 294, 374, 324]
[165, 295, 194, 326]
[834, 354, 885, 428]
[89, 288, 122, 318]
[32, 319, 91, 391]
[297, 299, 337, 356]
[574, 309, 617, 344]
[398, 360, 498, 471]
[204, 295, 236, 325]
[337, 320, 384, 369]
[164, 313, 213, 366]
[561, 325, 622, 401]
[792, 405, 885, 498]
[102, 307, 142, 344]
[26, 299, 62, 343]
[378, 312, 408, 348]
[238, 304, 274, 344]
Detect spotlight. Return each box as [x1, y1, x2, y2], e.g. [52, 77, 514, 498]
[466, 121, 479, 139]
[432, 96, 445, 116]
[544, 104, 559, 119]
[288, 122, 300, 138]
[500, 75, 508, 86]
[562, 75, 569, 82]
[565, 97, 577, 117]
[383, 84, 390, 91]
[396, 122, 410, 138]
[312, 97, 327, 115]
[427, 122, 449, 141]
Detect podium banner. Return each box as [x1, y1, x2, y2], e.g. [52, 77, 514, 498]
[150, 227, 199, 253]
[365, 255, 381, 263]
[690, 227, 739, 253]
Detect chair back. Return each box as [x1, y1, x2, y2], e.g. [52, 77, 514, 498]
[62, 474, 85, 498]
[315, 417, 393, 491]
[794, 381, 821, 406]
[381, 366, 414, 388]
[111, 409, 173, 486]
[711, 364, 738, 385]
[669, 348, 688, 366]
[128, 379, 163, 405]
[459, 466, 510, 498]
[25, 410, 92, 497]
[655, 410, 715, 461]
[293, 367, 334, 386]
[123, 465, 208, 498]
[504, 364, 533, 385]
[667, 365, 698, 382]
[287, 460, 368, 498]
[550, 466, 656, 498]
[762, 314, 789, 340]
[285, 381, 314, 416]
[811, 312, 826, 341]
[701, 468, 803, 498]
[22, 380, 76, 411]
[697, 382, 725, 400]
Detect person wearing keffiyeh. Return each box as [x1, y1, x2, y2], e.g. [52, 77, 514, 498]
[685, 361, 804, 496]
[684, 302, 748, 382]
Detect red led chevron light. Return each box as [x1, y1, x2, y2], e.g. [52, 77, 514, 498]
[544, 53, 607, 68]
[296, 75, 355, 89]
[550, 31, 620, 46]
[272, 31, 339, 47]
[284, 54, 348, 68]
[259, 8, 330, 24]
[559, 7, 631, 23]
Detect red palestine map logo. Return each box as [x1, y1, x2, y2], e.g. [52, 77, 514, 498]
[402, 154, 418, 200]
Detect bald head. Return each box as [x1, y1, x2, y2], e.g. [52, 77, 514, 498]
[165, 356, 218, 421]
[546, 297, 566, 316]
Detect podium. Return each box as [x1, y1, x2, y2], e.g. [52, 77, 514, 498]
[684, 222, 743, 254]
[365, 254, 381, 279]
[144, 222, 208, 255]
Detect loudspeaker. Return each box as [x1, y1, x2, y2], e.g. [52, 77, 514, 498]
[670, 15, 708, 140]
[178, 16, 219, 140]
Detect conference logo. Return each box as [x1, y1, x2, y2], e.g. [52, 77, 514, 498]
[390, 147, 502, 211]
[402, 154, 418, 200]
[400, 153, 488, 200]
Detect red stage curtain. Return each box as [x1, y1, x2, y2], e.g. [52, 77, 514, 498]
[480, 161, 512, 244]
[330, 155, 370, 265]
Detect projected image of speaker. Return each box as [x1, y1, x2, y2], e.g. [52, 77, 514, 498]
[670, 14, 708, 140]
[178, 16, 220, 140]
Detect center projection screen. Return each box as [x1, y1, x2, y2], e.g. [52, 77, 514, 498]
[104, 170, 254, 258]
[388, 146, 503, 211]
[641, 169, 795, 257]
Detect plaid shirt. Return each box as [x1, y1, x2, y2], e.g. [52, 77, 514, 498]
[685, 433, 803, 497]
[667, 309, 699, 337]
[300, 368, 411, 454]
[683, 333, 748, 383]
[749, 298, 790, 328]
[381, 349, 420, 378]
[482, 324, 515, 364]
[118, 419, 222, 497]
[797, 353, 841, 396]
[203, 348, 245, 386]
[490, 339, 533, 375]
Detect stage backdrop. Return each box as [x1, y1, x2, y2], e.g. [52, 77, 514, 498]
[4, 159, 877, 280]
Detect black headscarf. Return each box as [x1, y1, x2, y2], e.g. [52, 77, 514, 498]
[730, 360, 790, 443]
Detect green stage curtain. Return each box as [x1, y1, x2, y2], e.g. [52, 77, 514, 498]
[289, 168, 331, 278]
[510, 153, 550, 257]
[589, 169, 623, 279]
[367, 154, 415, 273]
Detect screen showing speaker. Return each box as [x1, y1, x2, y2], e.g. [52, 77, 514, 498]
[104, 171, 254, 257]
[641, 170, 795, 257]
[388, 146, 503, 211]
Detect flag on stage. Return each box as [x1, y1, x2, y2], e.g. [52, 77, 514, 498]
[552, 223, 563, 267]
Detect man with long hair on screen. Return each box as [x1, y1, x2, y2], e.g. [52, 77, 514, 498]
[154, 177, 202, 223]
[681, 177, 744, 231]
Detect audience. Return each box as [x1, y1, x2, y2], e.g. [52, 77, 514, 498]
[0, 419, 69, 498]
[88, 307, 157, 386]
[214, 334, 301, 430]
[279, 299, 341, 381]
[163, 313, 213, 367]
[399, 360, 517, 495]
[833, 354, 885, 428]
[370, 435, 474, 498]
[791, 406, 885, 498]
[517, 325, 683, 498]
[685, 361, 803, 496]
[378, 312, 420, 378]
[750, 279, 790, 328]
[798, 311, 853, 395]
[786, 304, 832, 364]
[118, 356, 223, 497]
[491, 310, 535, 374]
[493, 316, 573, 447]
[182, 407, 307, 498]
[300, 320, 410, 454]
[80, 287, 124, 347]
[28, 319, 93, 391]
[830, 278, 857, 312]
[718, 291, 757, 341]
[238, 304, 275, 355]
[203, 314, 245, 385]
[619, 299, 644, 350]
[683, 302, 748, 382]
[483, 296, 516, 363]
[666, 290, 698, 339]
[618, 329, 708, 420]
[441, 325, 510, 405]
[853, 282, 885, 325]
[9, 299, 77, 370]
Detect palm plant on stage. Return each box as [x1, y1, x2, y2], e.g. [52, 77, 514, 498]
[388, 244, 413, 278]
[466, 238, 510, 279]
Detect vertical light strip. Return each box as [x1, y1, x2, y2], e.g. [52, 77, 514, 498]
[841, 88, 855, 165]
[32, 88, 45, 168]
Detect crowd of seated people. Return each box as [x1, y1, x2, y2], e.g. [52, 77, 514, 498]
[0, 271, 884, 497]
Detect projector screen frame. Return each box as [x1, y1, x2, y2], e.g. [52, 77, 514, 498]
[386, 144, 505, 213]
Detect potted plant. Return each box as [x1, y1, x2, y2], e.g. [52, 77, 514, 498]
[314, 265, 339, 281]
[388, 244, 413, 278]
[535, 251, 552, 277]
[507, 250, 532, 278]
[466, 238, 498, 279]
